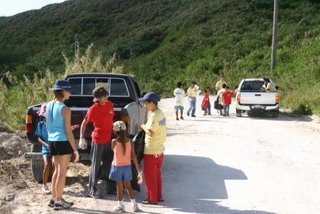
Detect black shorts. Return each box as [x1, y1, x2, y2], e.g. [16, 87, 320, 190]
[49, 141, 73, 156]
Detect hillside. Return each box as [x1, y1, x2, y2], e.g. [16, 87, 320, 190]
[1, 0, 320, 116]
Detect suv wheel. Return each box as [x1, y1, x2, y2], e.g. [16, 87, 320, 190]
[31, 144, 44, 183]
[236, 109, 242, 117]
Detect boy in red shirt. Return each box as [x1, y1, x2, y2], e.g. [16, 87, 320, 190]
[80, 86, 115, 198]
[222, 86, 233, 116]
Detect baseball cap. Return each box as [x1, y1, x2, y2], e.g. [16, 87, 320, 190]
[139, 92, 160, 102]
[92, 86, 109, 102]
[113, 121, 126, 132]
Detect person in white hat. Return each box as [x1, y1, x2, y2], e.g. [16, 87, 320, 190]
[109, 121, 143, 212]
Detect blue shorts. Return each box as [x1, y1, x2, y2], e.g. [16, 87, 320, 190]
[109, 165, 132, 182]
[175, 105, 184, 111]
[42, 145, 50, 155]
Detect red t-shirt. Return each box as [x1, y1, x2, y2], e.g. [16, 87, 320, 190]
[222, 90, 233, 105]
[85, 102, 114, 144]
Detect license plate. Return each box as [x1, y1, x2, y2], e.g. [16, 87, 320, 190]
[253, 105, 262, 109]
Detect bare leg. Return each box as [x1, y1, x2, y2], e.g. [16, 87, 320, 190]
[43, 155, 51, 186]
[124, 181, 135, 199]
[175, 110, 179, 120]
[52, 154, 71, 200]
[116, 181, 124, 201]
[51, 157, 58, 199]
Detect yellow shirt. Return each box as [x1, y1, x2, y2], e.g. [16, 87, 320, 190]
[144, 109, 166, 154]
[215, 80, 227, 91]
[187, 87, 197, 97]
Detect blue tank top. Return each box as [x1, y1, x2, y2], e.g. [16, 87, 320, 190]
[46, 100, 68, 141]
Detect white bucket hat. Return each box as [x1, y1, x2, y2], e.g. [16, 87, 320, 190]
[113, 121, 126, 132]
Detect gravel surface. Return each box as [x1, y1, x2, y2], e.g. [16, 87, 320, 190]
[1, 96, 320, 214]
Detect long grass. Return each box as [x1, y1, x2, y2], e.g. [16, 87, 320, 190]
[0, 45, 124, 130]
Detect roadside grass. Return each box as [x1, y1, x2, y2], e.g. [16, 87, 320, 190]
[0, 45, 124, 130]
[1, 0, 320, 129]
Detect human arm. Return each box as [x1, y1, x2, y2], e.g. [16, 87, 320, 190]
[80, 118, 89, 139]
[141, 112, 158, 137]
[111, 139, 117, 150]
[37, 137, 49, 148]
[62, 106, 79, 162]
[35, 122, 49, 148]
[140, 124, 154, 136]
[78, 118, 89, 150]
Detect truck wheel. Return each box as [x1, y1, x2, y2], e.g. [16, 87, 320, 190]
[31, 144, 44, 183]
[236, 109, 242, 117]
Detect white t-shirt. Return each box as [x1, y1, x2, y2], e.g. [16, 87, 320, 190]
[173, 88, 185, 106]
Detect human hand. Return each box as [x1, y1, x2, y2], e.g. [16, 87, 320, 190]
[71, 125, 80, 130]
[73, 150, 79, 163]
[79, 137, 87, 150]
[137, 171, 143, 184]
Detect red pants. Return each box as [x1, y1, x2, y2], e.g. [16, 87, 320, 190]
[143, 154, 164, 203]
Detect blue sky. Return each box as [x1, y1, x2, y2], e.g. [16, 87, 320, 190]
[0, 0, 66, 17]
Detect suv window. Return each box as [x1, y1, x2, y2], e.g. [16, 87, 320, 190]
[240, 80, 264, 92]
[68, 77, 129, 97]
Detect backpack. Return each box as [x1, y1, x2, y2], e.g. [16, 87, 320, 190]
[214, 97, 223, 110]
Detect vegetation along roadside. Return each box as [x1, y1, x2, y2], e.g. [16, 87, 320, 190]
[1, 0, 320, 130]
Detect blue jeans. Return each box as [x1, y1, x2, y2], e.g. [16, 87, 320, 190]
[187, 97, 196, 116]
[223, 104, 230, 116]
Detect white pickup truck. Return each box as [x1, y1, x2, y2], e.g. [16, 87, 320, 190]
[235, 78, 280, 117]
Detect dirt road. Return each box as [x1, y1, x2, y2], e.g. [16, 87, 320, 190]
[1, 96, 320, 214]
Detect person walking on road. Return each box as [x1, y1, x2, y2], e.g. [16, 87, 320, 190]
[109, 121, 143, 213]
[46, 80, 79, 210]
[173, 82, 185, 120]
[215, 75, 227, 94]
[80, 86, 115, 198]
[201, 89, 210, 116]
[217, 83, 227, 115]
[222, 86, 233, 116]
[186, 81, 198, 117]
[140, 92, 167, 205]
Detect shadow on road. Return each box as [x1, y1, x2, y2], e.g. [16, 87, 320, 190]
[162, 155, 275, 214]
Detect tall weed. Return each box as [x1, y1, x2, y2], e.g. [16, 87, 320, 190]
[0, 45, 124, 130]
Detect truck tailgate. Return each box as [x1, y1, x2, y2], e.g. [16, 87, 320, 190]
[240, 92, 276, 105]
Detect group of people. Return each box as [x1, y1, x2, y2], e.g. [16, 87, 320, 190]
[35, 80, 167, 212]
[173, 75, 235, 119]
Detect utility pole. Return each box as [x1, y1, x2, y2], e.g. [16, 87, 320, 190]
[271, 0, 279, 71]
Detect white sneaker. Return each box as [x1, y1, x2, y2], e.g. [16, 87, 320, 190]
[42, 186, 50, 194]
[132, 203, 141, 212]
[114, 205, 124, 213]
